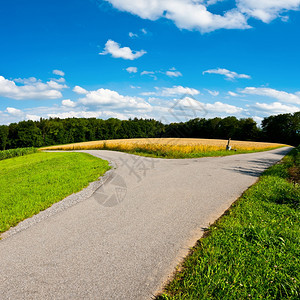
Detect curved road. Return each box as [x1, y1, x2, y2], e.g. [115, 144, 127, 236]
[0, 147, 291, 299]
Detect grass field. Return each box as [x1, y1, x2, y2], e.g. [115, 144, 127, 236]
[0, 152, 110, 233]
[157, 146, 300, 299]
[41, 138, 287, 158]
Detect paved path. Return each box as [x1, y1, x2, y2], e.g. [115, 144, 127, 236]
[0, 147, 291, 299]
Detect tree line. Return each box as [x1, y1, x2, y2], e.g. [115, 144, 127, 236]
[0, 112, 299, 150]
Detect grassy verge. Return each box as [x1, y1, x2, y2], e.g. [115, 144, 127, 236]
[0, 147, 37, 161]
[0, 152, 110, 233]
[104, 146, 285, 159]
[157, 146, 299, 299]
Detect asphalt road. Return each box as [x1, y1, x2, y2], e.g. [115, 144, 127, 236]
[0, 147, 292, 299]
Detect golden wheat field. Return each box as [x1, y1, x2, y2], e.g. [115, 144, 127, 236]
[41, 138, 287, 156]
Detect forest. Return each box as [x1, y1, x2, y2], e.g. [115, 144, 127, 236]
[0, 112, 299, 150]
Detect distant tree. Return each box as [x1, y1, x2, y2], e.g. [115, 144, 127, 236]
[18, 121, 43, 147]
[0, 125, 9, 150]
[217, 116, 239, 139]
[1, 112, 297, 150]
[262, 112, 300, 145]
[237, 118, 260, 141]
[291, 112, 300, 146]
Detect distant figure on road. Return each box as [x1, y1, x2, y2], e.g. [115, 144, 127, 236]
[226, 138, 232, 151]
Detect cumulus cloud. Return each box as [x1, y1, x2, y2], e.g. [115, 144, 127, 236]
[105, 0, 249, 33]
[241, 87, 300, 105]
[252, 102, 300, 114]
[167, 96, 244, 121]
[161, 86, 200, 96]
[140, 91, 157, 96]
[141, 86, 200, 97]
[47, 80, 68, 90]
[166, 70, 182, 77]
[47, 110, 134, 120]
[78, 88, 151, 110]
[252, 116, 264, 125]
[52, 77, 66, 83]
[0, 75, 66, 100]
[2, 107, 40, 122]
[6, 107, 23, 116]
[53, 69, 65, 76]
[237, 0, 300, 23]
[26, 114, 40, 121]
[141, 71, 155, 75]
[105, 0, 300, 32]
[203, 68, 251, 80]
[126, 67, 138, 73]
[203, 101, 244, 114]
[100, 39, 146, 60]
[62, 99, 76, 107]
[73, 85, 88, 95]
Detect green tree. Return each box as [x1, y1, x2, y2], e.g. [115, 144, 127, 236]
[0, 125, 9, 150]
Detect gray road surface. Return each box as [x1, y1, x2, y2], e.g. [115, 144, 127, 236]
[0, 147, 292, 299]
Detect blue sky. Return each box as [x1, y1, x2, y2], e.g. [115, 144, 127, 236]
[0, 0, 300, 125]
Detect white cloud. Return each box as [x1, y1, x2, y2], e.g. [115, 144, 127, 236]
[52, 77, 66, 83]
[203, 68, 251, 80]
[141, 86, 200, 97]
[207, 0, 225, 5]
[5, 107, 23, 116]
[166, 70, 182, 77]
[140, 91, 157, 96]
[105, 0, 250, 33]
[252, 116, 264, 125]
[126, 67, 138, 73]
[203, 101, 244, 114]
[26, 114, 40, 121]
[0, 75, 66, 100]
[100, 39, 146, 60]
[46, 110, 133, 120]
[206, 89, 219, 96]
[241, 87, 300, 105]
[105, 0, 300, 33]
[62, 99, 76, 107]
[228, 91, 239, 97]
[252, 102, 299, 114]
[53, 70, 65, 76]
[141, 71, 155, 75]
[237, 0, 300, 23]
[141, 70, 157, 80]
[141, 28, 147, 34]
[129, 32, 138, 38]
[73, 85, 88, 95]
[14, 77, 38, 84]
[78, 88, 151, 110]
[167, 97, 244, 121]
[47, 80, 68, 90]
[161, 85, 200, 96]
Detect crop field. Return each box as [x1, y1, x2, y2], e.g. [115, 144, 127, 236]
[41, 138, 287, 158]
[0, 147, 37, 161]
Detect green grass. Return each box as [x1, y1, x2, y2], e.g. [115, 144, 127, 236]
[123, 147, 285, 159]
[0, 152, 110, 233]
[157, 147, 300, 299]
[0, 147, 38, 161]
